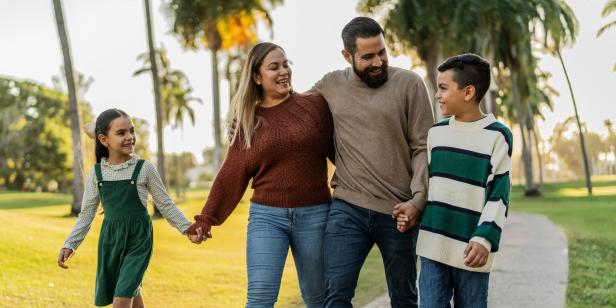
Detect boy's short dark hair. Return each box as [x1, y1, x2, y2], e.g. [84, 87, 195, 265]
[437, 53, 491, 103]
[341, 17, 384, 54]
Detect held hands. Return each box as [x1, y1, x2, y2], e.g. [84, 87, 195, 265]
[57, 248, 74, 269]
[187, 227, 213, 244]
[464, 241, 489, 268]
[392, 201, 422, 233]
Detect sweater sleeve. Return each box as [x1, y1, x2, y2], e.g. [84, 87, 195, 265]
[62, 167, 99, 251]
[144, 161, 192, 234]
[309, 93, 335, 164]
[471, 130, 512, 252]
[406, 78, 435, 210]
[187, 140, 252, 235]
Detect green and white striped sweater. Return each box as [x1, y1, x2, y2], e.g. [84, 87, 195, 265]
[416, 114, 512, 273]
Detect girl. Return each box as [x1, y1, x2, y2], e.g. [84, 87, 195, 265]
[187, 42, 335, 308]
[58, 109, 195, 307]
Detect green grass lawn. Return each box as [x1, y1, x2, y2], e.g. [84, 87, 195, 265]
[0, 190, 386, 307]
[512, 176, 616, 308]
[3, 176, 615, 307]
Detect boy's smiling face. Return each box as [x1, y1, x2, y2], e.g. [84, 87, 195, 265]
[435, 69, 476, 117]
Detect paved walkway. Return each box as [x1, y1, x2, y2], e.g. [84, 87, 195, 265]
[362, 212, 569, 308]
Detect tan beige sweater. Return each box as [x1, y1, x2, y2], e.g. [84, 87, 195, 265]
[310, 66, 434, 214]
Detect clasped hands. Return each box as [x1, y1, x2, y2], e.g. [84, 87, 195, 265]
[392, 201, 422, 233]
[187, 226, 212, 244]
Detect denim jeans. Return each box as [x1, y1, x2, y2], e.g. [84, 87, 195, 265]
[323, 198, 419, 308]
[246, 202, 329, 308]
[419, 257, 489, 308]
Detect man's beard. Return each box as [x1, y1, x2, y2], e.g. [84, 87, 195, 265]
[353, 59, 389, 88]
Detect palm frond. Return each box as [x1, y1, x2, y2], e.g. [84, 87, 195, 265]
[602, 0, 616, 17]
[597, 20, 616, 37]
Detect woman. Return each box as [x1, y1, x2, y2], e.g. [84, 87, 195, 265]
[187, 42, 334, 308]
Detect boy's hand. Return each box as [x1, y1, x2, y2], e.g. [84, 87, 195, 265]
[396, 214, 411, 232]
[57, 248, 74, 269]
[392, 201, 422, 232]
[464, 241, 489, 268]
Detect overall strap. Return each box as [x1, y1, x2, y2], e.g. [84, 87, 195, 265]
[130, 160, 145, 182]
[94, 163, 104, 182]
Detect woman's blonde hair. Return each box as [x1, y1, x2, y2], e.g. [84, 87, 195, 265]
[228, 42, 285, 148]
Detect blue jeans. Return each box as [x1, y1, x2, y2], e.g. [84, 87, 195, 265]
[419, 257, 489, 308]
[324, 198, 419, 308]
[246, 202, 329, 308]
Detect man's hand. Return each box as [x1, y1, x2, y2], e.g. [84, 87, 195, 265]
[464, 241, 489, 268]
[187, 227, 212, 244]
[392, 201, 422, 233]
[57, 248, 74, 269]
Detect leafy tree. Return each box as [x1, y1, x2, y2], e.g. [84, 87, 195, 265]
[0, 77, 94, 193]
[166, 0, 283, 170]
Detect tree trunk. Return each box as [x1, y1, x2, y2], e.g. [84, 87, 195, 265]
[144, 0, 164, 217]
[211, 48, 222, 171]
[53, 0, 84, 216]
[509, 68, 536, 195]
[425, 52, 441, 121]
[557, 49, 592, 195]
[531, 124, 544, 190]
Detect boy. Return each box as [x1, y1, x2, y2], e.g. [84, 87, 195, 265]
[396, 53, 512, 307]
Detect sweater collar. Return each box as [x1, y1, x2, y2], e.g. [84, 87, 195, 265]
[449, 114, 496, 131]
[101, 155, 140, 171]
[257, 92, 294, 116]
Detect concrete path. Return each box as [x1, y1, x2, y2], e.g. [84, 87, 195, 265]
[362, 212, 569, 308]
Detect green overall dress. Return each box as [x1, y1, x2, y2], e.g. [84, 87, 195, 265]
[94, 159, 153, 306]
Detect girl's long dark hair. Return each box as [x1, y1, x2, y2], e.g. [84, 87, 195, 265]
[95, 109, 129, 163]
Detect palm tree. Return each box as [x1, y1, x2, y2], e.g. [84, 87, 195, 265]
[598, 0, 616, 37]
[536, 0, 591, 194]
[141, 0, 167, 217]
[134, 47, 202, 131]
[142, 0, 167, 199]
[598, 0, 616, 71]
[52, 0, 85, 215]
[167, 0, 282, 170]
[134, 45, 200, 217]
[360, 0, 583, 195]
[358, 0, 460, 119]
[362, 0, 542, 194]
[458, 0, 581, 195]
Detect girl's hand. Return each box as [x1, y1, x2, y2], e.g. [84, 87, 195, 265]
[57, 248, 74, 269]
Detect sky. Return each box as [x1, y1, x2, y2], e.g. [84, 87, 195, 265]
[1, 0, 615, 163]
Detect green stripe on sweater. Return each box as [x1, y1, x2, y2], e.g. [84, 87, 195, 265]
[421, 203, 481, 242]
[486, 172, 511, 208]
[430, 148, 491, 186]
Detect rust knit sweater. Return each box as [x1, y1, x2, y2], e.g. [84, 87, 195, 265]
[187, 92, 334, 235]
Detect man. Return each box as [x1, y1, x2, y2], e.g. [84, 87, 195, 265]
[309, 17, 434, 307]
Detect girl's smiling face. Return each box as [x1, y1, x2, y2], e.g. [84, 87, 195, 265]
[98, 116, 136, 160]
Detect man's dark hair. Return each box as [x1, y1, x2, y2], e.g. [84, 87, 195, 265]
[341, 17, 384, 54]
[437, 53, 491, 102]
